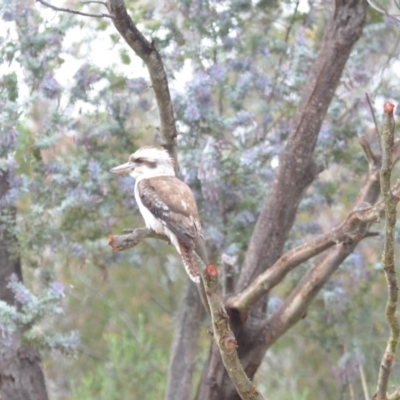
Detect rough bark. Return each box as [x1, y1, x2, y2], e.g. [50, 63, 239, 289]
[239, 0, 369, 290]
[0, 171, 49, 400]
[197, 1, 369, 399]
[0, 345, 49, 400]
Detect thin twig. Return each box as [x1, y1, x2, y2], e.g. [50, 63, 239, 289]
[358, 362, 369, 400]
[366, 93, 380, 139]
[366, 0, 400, 22]
[36, 0, 114, 19]
[81, 0, 107, 5]
[150, 295, 173, 315]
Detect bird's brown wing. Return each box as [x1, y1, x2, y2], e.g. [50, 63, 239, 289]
[137, 176, 202, 247]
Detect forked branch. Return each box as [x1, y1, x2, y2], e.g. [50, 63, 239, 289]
[228, 132, 388, 322]
[264, 236, 360, 346]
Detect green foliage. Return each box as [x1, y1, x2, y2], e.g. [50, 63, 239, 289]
[70, 318, 168, 400]
[119, 48, 131, 65]
[0, 275, 78, 354]
[2, 72, 19, 101]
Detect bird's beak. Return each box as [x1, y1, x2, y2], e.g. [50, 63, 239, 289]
[110, 162, 134, 175]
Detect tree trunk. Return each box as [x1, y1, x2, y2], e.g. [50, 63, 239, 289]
[165, 279, 203, 400]
[196, 1, 368, 399]
[0, 171, 49, 400]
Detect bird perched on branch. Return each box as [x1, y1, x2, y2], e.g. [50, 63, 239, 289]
[110, 146, 206, 283]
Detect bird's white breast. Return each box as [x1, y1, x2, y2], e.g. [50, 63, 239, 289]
[134, 181, 180, 250]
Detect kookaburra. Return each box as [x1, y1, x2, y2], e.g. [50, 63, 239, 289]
[110, 146, 205, 283]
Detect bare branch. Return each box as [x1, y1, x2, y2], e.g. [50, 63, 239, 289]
[263, 236, 360, 348]
[201, 264, 264, 400]
[229, 173, 400, 323]
[36, 0, 114, 19]
[81, 0, 107, 5]
[108, 227, 169, 252]
[229, 135, 385, 321]
[366, 93, 381, 139]
[374, 102, 400, 400]
[106, 0, 178, 163]
[227, 200, 379, 322]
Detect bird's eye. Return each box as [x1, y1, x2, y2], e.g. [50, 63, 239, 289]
[135, 158, 143, 164]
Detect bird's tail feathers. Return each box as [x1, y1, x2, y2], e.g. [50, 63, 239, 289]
[178, 242, 200, 283]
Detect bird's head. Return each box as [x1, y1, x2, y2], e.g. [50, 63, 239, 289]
[110, 146, 175, 180]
